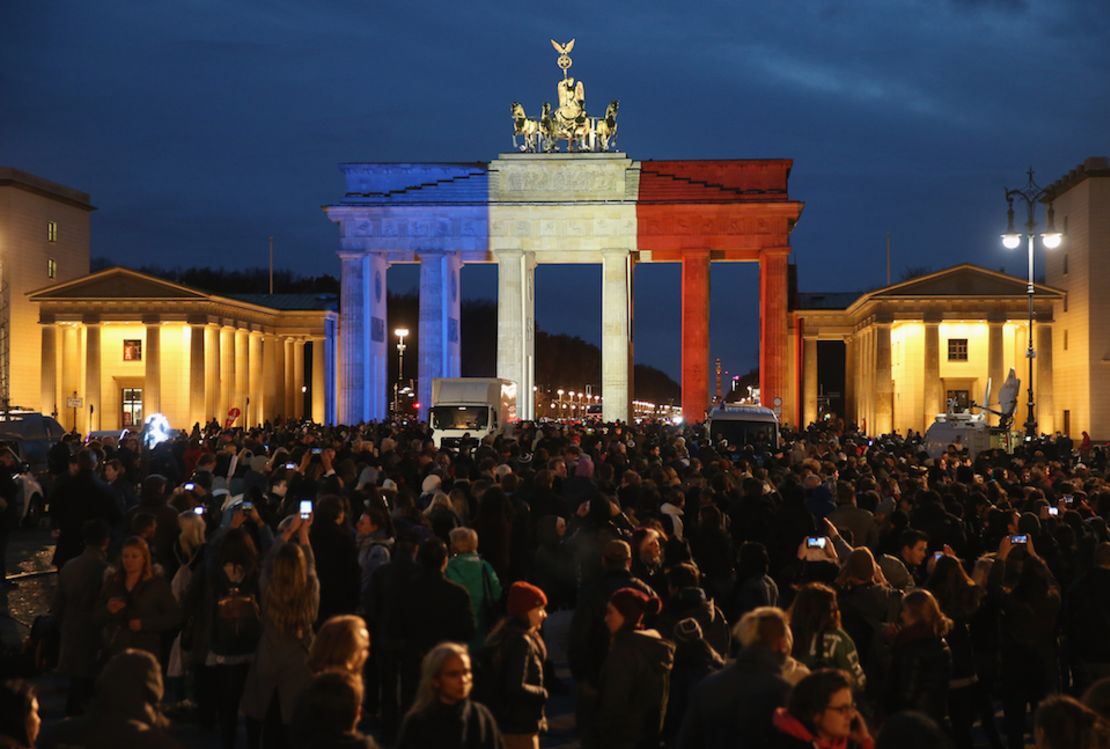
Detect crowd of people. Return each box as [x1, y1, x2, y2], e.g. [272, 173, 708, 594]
[2, 415, 1110, 749]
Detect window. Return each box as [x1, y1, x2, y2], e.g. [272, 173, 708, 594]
[947, 338, 968, 361]
[47, 221, 57, 242]
[121, 388, 143, 427]
[47, 258, 57, 279]
[123, 339, 143, 361]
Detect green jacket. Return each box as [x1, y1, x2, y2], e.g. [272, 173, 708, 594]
[446, 552, 503, 652]
[798, 627, 867, 692]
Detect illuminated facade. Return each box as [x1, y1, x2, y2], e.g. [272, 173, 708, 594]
[1043, 157, 1110, 440]
[0, 168, 92, 410]
[795, 265, 1063, 436]
[29, 268, 337, 433]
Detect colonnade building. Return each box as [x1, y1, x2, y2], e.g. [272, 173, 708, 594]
[28, 268, 337, 433]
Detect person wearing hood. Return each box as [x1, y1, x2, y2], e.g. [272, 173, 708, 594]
[39, 649, 185, 749]
[665, 617, 724, 746]
[588, 587, 675, 749]
[678, 607, 794, 749]
[771, 669, 874, 749]
[655, 563, 730, 658]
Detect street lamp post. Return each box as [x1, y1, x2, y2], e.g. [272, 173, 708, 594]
[1001, 169, 1063, 442]
[394, 328, 409, 416]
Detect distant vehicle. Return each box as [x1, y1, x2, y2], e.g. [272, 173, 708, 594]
[923, 369, 1020, 458]
[429, 378, 518, 449]
[0, 410, 65, 476]
[707, 404, 781, 450]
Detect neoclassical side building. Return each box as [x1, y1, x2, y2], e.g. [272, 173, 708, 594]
[794, 264, 1063, 437]
[29, 268, 338, 433]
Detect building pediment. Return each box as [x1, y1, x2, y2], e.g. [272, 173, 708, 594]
[870, 264, 1062, 300]
[28, 267, 210, 301]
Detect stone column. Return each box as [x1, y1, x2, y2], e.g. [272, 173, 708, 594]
[324, 318, 337, 425]
[923, 321, 941, 430]
[205, 324, 220, 424]
[283, 338, 295, 419]
[681, 250, 711, 422]
[262, 334, 279, 422]
[40, 324, 58, 417]
[144, 322, 161, 417]
[803, 336, 818, 427]
[874, 321, 893, 435]
[496, 249, 536, 420]
[339, 252, 389, 424]
[293, 339, 305, 419]
[189, 323, 206, 426]
[760, 249, 790, 418]
[311, 337, 326, 423]
[1036, 324, 1054, 434]
[248, 332, 262, 427]
[84, 322, 101, 432]
[988, 319, 1005, 426]
[233, 329, 248, 426]
[418, 251, 463, 422]
[217, 327, 231, 420]
[602, 248, 633, 423]
[843, 335, 856, 424]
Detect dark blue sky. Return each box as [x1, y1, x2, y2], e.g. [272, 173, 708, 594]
[3, 1, 1108, 383]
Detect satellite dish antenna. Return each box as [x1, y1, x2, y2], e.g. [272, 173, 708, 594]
[998, 368, 1020, 418]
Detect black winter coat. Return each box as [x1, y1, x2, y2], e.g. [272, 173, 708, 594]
[310, 521, 361, 623]
[51, 470, 122, 568]
[589, 628, 675, 749]
[883, 623, 952, 723]
[655, 587, 731, 658]
[397, 568, 475, 657]
[483, 619, 548, 734]
[677, 645, 791, 749]
[397, 699, 503, 749]
[568, 568, 656, 686]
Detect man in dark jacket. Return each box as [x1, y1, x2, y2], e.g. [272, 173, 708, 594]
[309, 494, 361, 623]
[396, 538, 475, 715]
[677, 608, 792, 749]
[50, 449, 122, 569]
[52, 519, 111, 715]
[656, 563, 731, 658]
[1065, 542, 1110, 689]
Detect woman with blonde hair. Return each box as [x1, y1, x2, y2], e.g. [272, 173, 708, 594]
[884, 588, 953, 723]
[241, 542, 319, 749]
[93, 536, 179, 660]
[308, 614, 370, 676]
[397, 642, 502, 749]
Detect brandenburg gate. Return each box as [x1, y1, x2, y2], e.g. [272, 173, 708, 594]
[325, 41, 803, 425]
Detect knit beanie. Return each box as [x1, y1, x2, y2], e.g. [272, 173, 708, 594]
[608, 587, 662, 629]
[507, 581, 548, 619]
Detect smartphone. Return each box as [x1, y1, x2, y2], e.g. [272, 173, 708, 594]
[1048, 506, 1059, 516]
[1010, 534, 1028, 544]
[285, 462, 297, 470]
[312, 447, 322, 455]
[183, 482, 196, 491]
[299, 500, 313, 519]
[934, 551, 945, 561]
[1064, 495, 1075, 505]
[193, 505, 205, 516]
[241, 501, 254, 511]
[805, 537, 827, 549]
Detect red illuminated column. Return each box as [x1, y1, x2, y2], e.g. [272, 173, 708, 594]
[681, 250, 710, 422]
[760, 249, 790, 418]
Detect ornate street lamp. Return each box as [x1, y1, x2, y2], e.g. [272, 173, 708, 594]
[1001, 169, 1063, 441]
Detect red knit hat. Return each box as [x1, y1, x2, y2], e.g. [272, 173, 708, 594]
[506, 581, 548, 619]
[608, 587, 662, 629]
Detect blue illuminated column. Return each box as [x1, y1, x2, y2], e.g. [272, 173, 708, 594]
[418, 250, 463, 421]
[339, 252, 390, 423]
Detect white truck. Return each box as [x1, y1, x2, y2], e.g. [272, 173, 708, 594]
[429, 378, 518, 449]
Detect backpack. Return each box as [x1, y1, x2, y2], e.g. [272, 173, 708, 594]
[210, 580, 262, 656]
